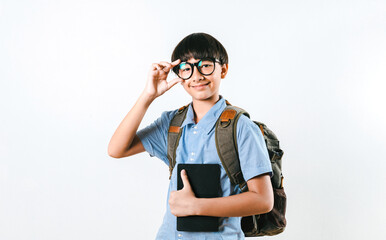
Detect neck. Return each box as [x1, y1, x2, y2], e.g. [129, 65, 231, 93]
[192, 95, 220, 123]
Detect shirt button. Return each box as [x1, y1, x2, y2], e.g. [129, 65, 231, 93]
[193, 126, 197, 129]
[190, 158, 194, 161]
[178, 233, 182, 237]
[191, 152, 195, 156]
[193, 131, 197, 134]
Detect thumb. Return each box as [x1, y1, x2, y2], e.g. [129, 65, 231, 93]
[167, 77, 183, 90]
[181, 169, 192, 190]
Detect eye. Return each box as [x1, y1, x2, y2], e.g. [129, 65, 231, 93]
[179, 63, 191, 71]
[181, 65, 191, 71]
[199, 59, 214, 68]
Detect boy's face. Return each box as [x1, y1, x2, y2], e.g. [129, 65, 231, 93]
[180, 58, 228, 102]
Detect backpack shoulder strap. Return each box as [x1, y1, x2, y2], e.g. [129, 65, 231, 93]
[215, 102, 251, 192]
[167, 104, 189, 179]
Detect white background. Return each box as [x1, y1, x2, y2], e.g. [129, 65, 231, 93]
[1, 0, 386, 239]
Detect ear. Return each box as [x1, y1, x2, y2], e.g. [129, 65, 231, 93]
[220, 63, 228, 79]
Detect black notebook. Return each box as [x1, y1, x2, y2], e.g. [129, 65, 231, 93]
[177, 164, 221, 232]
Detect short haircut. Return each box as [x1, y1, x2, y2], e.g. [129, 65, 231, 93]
[171, 33, 228, 75]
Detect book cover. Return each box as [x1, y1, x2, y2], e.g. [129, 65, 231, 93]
[177, 164, 221, 232]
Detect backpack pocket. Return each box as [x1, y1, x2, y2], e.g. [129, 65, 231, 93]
[255, 187, 287, 236]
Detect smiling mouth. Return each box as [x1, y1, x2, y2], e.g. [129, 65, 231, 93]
[191, 82, 210, 88]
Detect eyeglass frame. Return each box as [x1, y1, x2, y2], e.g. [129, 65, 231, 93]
[173, 58, 222, 80]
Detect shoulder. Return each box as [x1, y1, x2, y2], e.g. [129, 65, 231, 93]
[236, 113, 265, 142]
[152, 108, 179, 126]
[138, 109, 179, 136]
[137, 108, 179, 146]
[236, 113, 259, 132]
[159, 109, 179, 122]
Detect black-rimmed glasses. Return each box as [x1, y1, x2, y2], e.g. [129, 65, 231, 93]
[173, 58, 221, 80]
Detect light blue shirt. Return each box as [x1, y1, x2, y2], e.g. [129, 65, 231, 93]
[137, 97, 272, 240]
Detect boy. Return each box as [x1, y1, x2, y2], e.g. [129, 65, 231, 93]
[108, 33, 274, 240]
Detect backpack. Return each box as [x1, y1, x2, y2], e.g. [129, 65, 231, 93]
[167, 100, 287, 237]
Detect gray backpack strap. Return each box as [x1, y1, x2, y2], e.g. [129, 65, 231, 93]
[167, 105, 189, 179]
[215, 103, 250, 192]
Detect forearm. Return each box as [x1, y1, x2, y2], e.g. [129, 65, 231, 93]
[108, 91, 155, 158]
[195, 191, 273, 217]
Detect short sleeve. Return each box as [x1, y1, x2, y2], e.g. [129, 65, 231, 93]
[236, 114, 273, 182]
[137, 110, 178, 166]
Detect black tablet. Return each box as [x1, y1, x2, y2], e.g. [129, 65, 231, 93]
[177, 163, 221, 232]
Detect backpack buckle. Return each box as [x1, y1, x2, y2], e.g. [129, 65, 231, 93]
[220, 119, 231, 128]
[219, 109, 236, 128]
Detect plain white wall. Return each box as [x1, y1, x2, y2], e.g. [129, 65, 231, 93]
[1, 0, 385, 239]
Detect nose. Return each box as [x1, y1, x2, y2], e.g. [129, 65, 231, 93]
[190, 65, 204, 82]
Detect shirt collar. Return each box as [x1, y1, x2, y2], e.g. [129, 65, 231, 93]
[180, 96, 227, 135]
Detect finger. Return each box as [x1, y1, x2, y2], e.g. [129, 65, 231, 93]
[170, 59, 181, 67]
[181, 169, 191, 189]
[151, 63, 162, 71]
[159, 61, 172, 72]
[159, 61, 171, 67]
[167, 78, 183, 90]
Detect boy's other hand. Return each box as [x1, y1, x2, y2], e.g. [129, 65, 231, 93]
[169, 169, 198, 217]
[144, 59, 182, 100]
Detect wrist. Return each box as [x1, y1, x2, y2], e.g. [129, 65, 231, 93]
[139, 91, 156, 106]
[193, 198, 204, 216]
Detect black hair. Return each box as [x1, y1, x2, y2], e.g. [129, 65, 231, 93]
[171, 33, 228, 75]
